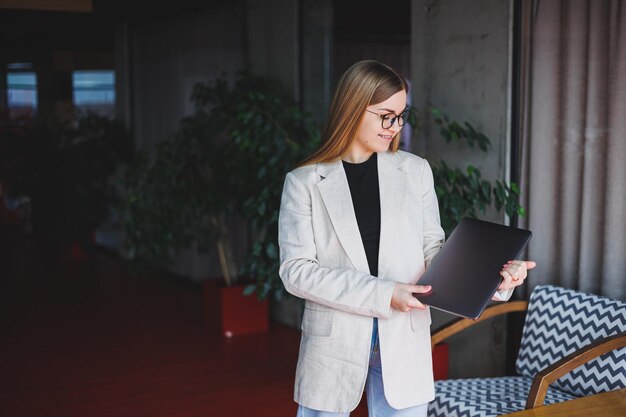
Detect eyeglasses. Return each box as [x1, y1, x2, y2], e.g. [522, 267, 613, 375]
[366, 108, 410, 129]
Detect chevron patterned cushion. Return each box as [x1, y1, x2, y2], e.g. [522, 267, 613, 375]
[515, 285, 626, 397]
[428, 376, 577, 417]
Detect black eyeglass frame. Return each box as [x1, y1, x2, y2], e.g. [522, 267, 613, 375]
[365, 108, 410, 129]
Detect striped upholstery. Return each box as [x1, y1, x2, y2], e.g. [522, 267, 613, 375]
[429, 376, 577, 417]
[428, 285, 626, 417]
[516, 285, 626, 396]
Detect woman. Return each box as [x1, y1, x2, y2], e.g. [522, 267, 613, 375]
[278, 60, 535, 417]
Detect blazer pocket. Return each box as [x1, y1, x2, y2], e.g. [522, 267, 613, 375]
[410, 308, 432, 332]
[301, 308, 334, 337]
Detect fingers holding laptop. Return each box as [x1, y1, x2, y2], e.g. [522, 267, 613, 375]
[499, 260, 537, 290]
[391, 283, 432, 312]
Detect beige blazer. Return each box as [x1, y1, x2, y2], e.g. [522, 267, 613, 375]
[278, 150, 445, 412]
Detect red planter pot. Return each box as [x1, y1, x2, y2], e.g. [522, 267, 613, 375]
[432, 342, 449, 380]
[203, 281, 269, 337]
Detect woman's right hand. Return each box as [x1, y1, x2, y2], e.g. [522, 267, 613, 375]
[391, 283, 432, 312]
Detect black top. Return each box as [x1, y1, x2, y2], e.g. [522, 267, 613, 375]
[342, 153, 381, 277]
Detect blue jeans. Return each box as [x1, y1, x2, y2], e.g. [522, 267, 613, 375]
[296, 318, 429, 417]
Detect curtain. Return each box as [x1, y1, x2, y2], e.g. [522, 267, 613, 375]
[519, 0, 626, 300]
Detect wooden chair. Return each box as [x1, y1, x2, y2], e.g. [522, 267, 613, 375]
[427, 285, 626, 417]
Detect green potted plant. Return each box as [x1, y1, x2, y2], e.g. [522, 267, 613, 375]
[0, 111, 133, 259]
[425, 107, 524, 236]
[120, 72, 320, 336]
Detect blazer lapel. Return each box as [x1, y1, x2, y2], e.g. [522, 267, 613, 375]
[377, 152, 408, 279]
[316, 160, 370, 274]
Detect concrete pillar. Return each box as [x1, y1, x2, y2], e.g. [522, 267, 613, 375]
[114, 22, 133, 130]
[411, 0, 511, 188]
[35, 53, 73, 126]
[246, 0, 333, 119]
[411, 0, 514, 379]
[246, 0, 334, 327]
[246, 0, 300, 99]
[300, 0, 333, 123]
[0, 69, 8, 115]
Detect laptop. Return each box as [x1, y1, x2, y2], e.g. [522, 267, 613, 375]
[414, 217, 532, 319]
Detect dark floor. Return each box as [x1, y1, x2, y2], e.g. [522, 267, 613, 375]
[0, 226, 369, 417]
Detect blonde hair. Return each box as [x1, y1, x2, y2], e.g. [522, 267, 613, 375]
[300, 60, 408, 167]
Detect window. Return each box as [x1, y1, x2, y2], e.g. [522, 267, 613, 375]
[6, 71, 38, 118]
[72, 70, 115, 115]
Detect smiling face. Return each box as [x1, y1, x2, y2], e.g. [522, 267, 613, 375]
[344, 89, 408, 163]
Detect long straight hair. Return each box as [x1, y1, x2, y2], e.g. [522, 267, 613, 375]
[300, 60, 408, 167]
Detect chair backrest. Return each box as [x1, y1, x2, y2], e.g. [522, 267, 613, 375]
[515, 285, 626, 397]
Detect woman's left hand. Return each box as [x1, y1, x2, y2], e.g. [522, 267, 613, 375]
[498, 260, 536, 291]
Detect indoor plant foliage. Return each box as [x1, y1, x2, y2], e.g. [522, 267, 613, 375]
[228, 79, 321, 300]
[121, 72, 320, 298]
[426, 108, 525, 236]
[0, 111, 133, 247]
